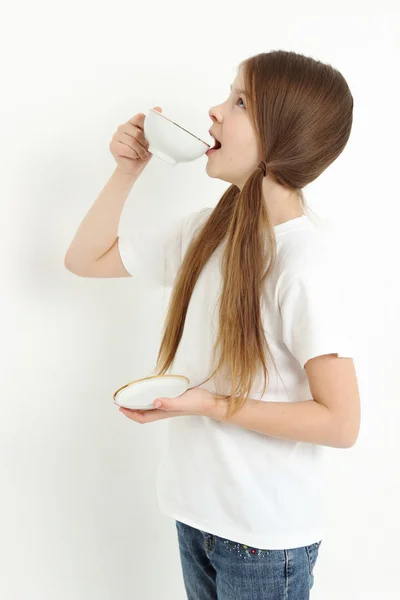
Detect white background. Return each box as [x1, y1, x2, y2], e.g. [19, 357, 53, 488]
[1, 1, 399, 598]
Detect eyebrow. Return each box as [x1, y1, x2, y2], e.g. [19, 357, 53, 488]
[230, 84, 247, 95]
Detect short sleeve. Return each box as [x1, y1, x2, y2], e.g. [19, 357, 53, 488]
[117, 208, 210, 286]
[278, 248, 357, 369]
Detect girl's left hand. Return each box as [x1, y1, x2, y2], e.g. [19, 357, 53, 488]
[116, 386, 224, 424]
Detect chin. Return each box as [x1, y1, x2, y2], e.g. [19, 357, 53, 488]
[205, 164, 232, 185]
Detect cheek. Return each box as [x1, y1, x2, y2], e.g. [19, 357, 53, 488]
[228, 140, 258, 165]
[228, 132, 257, 155]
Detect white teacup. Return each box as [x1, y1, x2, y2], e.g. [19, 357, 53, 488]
[144, 108, 211, 165]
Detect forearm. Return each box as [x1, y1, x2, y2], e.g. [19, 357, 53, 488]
[211, 397, 350, 448]
[64, 167, 139, 268]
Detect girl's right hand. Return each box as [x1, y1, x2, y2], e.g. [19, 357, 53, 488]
[109, 107, 162, 176]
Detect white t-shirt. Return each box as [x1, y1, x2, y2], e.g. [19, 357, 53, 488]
[118, 207, 357, 550]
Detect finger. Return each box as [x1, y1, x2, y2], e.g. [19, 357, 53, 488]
[119, 408, 168, 423]
[127, 113, 146, 130]
[117, 133, 149, 160]
[119, 408, 147, 422]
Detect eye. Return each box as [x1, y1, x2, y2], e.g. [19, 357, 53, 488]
[236, 97, 246, 109]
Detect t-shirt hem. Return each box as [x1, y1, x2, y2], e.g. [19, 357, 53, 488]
[158, 501, 325, 550]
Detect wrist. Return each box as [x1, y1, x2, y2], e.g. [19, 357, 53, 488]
[206, 392, 229, 422]
[114, 167, 139, 183]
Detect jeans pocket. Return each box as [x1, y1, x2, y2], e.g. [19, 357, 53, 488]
[305, 540, 322, 578]
[221, 537, 273, 559]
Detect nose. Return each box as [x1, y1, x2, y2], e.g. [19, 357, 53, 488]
[208, 106, 220, 126]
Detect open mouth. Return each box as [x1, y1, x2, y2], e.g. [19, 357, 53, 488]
[207, 137, 222, 154]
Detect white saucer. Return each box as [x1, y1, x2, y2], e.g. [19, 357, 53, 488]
[113, 374, 190, 410]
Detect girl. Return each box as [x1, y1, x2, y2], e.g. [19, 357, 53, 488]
[67, 49, 360, 599]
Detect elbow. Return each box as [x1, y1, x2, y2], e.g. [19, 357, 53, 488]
[337, 419, 360, 449]
[64, 256, 85, 276]
[64, 255, 75, 271]
[339, 435, 358, 449]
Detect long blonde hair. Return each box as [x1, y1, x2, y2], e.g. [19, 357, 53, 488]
[151, 50, 353, 421]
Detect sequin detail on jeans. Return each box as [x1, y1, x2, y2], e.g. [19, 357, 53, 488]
[223, 539, 270, 558]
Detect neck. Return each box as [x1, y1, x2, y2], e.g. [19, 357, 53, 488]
[262, 178, 303, 226]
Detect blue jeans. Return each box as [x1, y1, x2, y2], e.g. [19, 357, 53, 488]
[176, 520, 322, 599]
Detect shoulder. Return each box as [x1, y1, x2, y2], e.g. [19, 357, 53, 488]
[182, 206, 213, 240]
[276, 225, 351, 297]
[277, 226, 332, 273]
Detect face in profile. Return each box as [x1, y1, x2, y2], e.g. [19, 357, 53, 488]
[206, 68, 261, 190]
